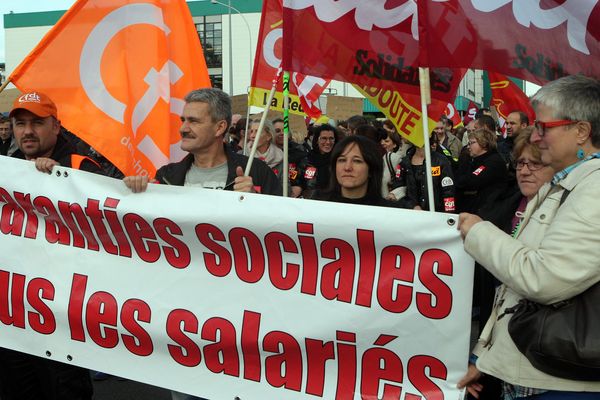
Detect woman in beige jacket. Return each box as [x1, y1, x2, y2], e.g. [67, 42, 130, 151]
[458, 74, 600, 399]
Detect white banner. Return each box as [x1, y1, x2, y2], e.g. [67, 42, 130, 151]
[0, 156, 473, 399]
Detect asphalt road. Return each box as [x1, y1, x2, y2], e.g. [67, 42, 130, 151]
[92, 375, 171, 400]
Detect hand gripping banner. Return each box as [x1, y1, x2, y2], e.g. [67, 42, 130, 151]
[0, 157, 474, 399]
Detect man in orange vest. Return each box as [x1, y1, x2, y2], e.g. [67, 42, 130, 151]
[0, 91, 98, 400]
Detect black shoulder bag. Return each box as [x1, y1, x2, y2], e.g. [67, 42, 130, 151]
[506, 189, 600, 381]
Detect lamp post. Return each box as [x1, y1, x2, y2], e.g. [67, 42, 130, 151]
[211, 0, 254, 154]
[211, 0, 245, 96]
[211, 0, 253, 87]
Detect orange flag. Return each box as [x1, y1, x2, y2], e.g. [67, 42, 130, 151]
[9, 0, 211, 177]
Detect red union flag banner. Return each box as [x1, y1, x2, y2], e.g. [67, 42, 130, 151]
[488, 71, 535, 132]
[0, 157, 474, 399]
[420, 1, 600, 84]
[9, 0, 211, 177]
[250, 0, 329, 119]
[444, 102, 463, 128]
[281, 0, 463, 103]
[462, 100, 479, 125]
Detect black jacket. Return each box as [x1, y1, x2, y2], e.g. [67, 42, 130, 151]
[286, 141, 310, 189]
[304, 150, 332, 195]
[455, 149, 508, 214]
[154, 146, 282, 195]
[396, 147, 456, 212]
[12, 134, 101, 173]
[312, 191, 402, 208]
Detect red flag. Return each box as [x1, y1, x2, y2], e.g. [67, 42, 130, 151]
[250, 0, 329, 120]
[444, 102, 462, 128]
[9, 0, 210, 177]
[419, 1, 600, 84]
[281, 1, 464, 103]
[462, 101, 479, 125]
[488, 71, 535, 133]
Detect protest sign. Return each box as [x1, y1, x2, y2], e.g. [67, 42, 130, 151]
[0, 157, 473, 399]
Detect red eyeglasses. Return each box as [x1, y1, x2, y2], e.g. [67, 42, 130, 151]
[534, 119, 579, 136]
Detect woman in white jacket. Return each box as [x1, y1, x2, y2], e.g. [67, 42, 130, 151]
[458, 74, 600, 399]
[380, 121, 410, 201]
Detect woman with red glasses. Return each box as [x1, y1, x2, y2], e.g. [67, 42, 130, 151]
[459, 75, 600, 399]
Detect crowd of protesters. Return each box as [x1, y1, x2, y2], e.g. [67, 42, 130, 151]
[1, 74, 599, 400]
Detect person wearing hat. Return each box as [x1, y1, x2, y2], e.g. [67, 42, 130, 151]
[9, 91, 100, 173]
[0, 91, 97, 400]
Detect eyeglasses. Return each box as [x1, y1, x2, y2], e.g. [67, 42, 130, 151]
[515, 159, 545, 171]
[319, 137, 335, 142]
[534, 119, 578, 137]
[467, 140, 478, 146]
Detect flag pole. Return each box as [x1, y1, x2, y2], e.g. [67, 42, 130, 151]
[419, 67, 436, 212]
[0, 78, 11, 95]
[242, 87, 251, 156]
[282, 71, 290, 197]
[244, 68, 282, 176]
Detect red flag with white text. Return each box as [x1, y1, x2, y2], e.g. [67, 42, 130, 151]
[462, 101, 479, 125]
[488, 71, 535, 133]
[281, 1, 465, 145]
[419, 1, 600, 84]
[444, 103, 462, 128]
[281, 0, 463, 102]
[250, 0, 329, 120]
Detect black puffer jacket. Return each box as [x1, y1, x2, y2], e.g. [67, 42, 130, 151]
[395, 147, 456, 212]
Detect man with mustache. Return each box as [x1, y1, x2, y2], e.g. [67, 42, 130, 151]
[9, 91, 100, 173]
[124, 88, 281, 196]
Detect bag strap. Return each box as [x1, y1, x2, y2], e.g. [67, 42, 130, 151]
[560, 188, 571, 206]
[385, 152, 396, 177]
[501, 187, 572, 318]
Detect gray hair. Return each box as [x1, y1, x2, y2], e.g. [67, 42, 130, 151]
[184, 88, 232, 132]
[250, 119, 275, 140]
[531, 75, 600, 146]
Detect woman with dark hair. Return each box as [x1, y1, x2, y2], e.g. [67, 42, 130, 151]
[304, 125, 339, 197]
[381, 126, 410, 201]
[313, 135, 400, 207]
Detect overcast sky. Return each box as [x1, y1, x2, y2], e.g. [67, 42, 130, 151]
[0, 0, 76, 62]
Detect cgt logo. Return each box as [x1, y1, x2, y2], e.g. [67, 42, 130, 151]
[79, 3, 188, 172]
[18, 93, 42, 103]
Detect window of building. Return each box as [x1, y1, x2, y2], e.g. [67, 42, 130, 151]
[195, 15, 222, 87]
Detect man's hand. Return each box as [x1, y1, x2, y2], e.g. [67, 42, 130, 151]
[233, 166, 256, 193]
[457, 364, 483, 399]
[123, 176, 149, 193]
[34, 157, 59, 173]
[458, 212, 483, 239]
